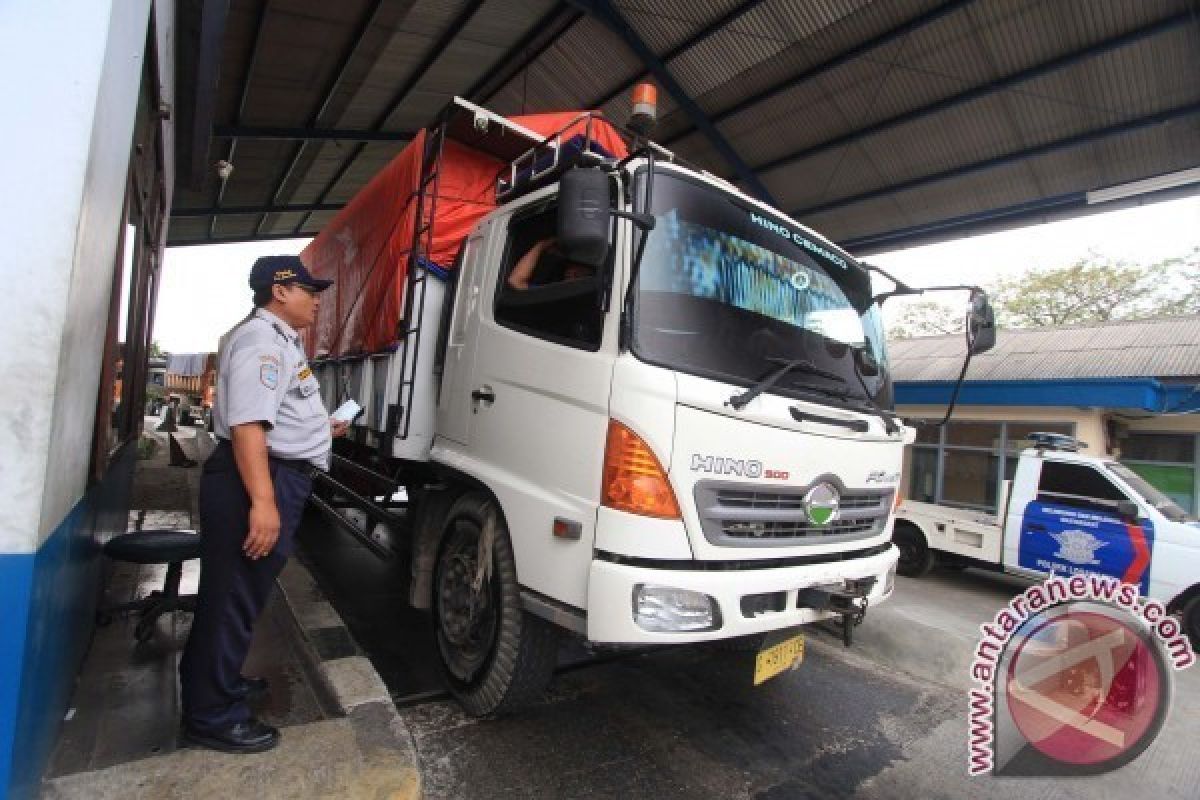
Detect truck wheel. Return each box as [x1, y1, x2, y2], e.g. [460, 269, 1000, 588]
[433, 492, 558, 717]
[1184, 596, 1200, 653]
[893, 521, 934, 578]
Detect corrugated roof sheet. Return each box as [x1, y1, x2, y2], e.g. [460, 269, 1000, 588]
[171, 0, 1200, 247]
[890, 316, 1200, 382]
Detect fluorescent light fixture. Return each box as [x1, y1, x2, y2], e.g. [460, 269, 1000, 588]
[1085, 167, 1200, 205]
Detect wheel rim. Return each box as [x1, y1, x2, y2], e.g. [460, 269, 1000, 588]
[435, 519, 500, 685]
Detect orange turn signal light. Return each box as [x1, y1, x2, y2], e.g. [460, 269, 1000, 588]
[602, 420, 681, 519]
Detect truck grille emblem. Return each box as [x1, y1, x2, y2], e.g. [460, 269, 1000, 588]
[803, 483, 840, 526]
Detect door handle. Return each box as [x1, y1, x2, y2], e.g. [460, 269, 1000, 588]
[1027, 523, 1046, 532]
[471, 386, 495, 405]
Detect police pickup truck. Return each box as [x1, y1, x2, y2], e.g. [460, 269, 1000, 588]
[893, 432, 1200, 646]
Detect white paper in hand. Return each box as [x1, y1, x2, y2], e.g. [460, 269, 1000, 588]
[331, 398, 362, 423]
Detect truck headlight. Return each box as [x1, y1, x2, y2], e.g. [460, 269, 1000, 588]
[633, 584, 719, 632]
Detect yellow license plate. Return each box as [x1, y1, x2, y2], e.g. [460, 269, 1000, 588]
[753, 634, 805, 686]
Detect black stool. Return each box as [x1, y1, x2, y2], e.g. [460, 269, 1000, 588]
[99, 529, 202, 642]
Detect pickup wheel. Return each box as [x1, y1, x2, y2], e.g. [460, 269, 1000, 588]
[893, 521, 934, 578]
[1184, 596, 1200, 653]
[433, 492, 559, 717]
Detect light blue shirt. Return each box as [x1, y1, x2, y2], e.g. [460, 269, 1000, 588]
[212, 309, 330, 469]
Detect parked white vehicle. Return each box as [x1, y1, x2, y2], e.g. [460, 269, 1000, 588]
[894, 433, 1200, 646]
[306, 97, 997, 715]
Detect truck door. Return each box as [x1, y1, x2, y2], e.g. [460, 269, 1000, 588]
[457, 199, 615, 609]
[436, 229, 489, 445]
[1012, 459, 1154, 592]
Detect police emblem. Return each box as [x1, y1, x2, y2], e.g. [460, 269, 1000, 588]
[260, 362, 280, 389]
[1049, 529, 1107, 566]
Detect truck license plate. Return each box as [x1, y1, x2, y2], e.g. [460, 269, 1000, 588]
[753, 633, 805, 686]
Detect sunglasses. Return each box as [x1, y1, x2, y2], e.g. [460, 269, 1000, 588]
[284, 283, 320, 297]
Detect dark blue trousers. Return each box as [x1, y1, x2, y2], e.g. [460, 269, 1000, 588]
[180, 441, 313, 730]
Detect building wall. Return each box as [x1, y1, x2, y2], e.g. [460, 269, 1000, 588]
[897, 404, 1200, 513]
[0, 1, 164, 797]
[899, 405, 1109, 454]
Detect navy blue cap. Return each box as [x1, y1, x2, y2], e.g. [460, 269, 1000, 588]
[249, 255, 333, 291]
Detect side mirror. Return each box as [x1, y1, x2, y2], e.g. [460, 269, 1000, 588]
[557, 168, 610, 268]
[1117, 499, 1141, 521]
[966, 292, 996, 354]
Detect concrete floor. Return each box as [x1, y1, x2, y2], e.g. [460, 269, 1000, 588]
[40, 424, 420, 800]
[300, 512, 1200, 800]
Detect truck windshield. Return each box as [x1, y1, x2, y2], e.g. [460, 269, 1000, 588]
[630, 168, 890, 406]
[1109, 463, 1195, 523]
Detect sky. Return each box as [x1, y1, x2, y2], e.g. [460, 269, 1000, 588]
[154, 196, 1200, 353]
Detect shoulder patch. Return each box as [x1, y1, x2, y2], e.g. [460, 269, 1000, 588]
[260, 362, 280, 389]
[260, 354, 281, 365]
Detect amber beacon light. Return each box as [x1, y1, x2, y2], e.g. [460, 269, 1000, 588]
[602, 419, 680, 519]
[628, 82, 658, 136]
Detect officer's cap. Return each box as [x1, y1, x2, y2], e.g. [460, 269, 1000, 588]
[249, 255, 333, 292]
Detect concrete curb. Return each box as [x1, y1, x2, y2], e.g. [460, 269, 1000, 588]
[276, 561, 422, 798]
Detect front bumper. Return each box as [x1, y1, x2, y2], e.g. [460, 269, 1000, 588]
[585, 544, 899, 643]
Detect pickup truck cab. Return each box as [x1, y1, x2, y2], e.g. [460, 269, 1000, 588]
[894, 433, 1200, 645]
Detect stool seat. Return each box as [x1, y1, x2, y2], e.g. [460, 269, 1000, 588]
[104, 529, 202, 565]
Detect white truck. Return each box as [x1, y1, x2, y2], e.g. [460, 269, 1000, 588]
[893, 432, 1200, 646]
[303, 96, 996, 715]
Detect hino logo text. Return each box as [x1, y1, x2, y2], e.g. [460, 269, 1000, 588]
[690, 454, 763, 478]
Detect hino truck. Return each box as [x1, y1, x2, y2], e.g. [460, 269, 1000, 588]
[300, 95, 996, 715]
[894, 432, 1200, 647]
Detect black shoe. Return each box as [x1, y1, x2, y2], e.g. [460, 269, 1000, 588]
[231, 675, 270, 700]
[183, 718, 280, 754]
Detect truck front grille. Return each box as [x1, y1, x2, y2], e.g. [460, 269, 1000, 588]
[694, 482, 892, 548]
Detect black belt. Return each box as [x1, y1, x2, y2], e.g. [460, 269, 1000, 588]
[215, 438, 318, 476]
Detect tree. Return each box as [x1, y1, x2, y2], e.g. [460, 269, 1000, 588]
[989, 256, 1157, 328]
[1149, 247, 1200, 317]
[990, 251, 1199, 328]
[888, 250, 1200, 339]
[888, 300, 964, 339]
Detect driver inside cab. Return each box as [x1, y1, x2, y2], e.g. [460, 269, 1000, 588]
[506, 237, 593, 289]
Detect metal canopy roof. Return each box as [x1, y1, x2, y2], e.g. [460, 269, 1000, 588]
[169, 0, 1200, 253]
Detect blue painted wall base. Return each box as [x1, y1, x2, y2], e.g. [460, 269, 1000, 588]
[0, 443, 134, 800]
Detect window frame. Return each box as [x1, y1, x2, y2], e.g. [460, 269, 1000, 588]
[1035, 460, 1131, 514]
[908, 419, 1077, 513]
[1119, 431, 1200, 514]
[491, 199, 611, 353]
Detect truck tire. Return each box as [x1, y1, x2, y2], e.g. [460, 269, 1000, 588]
[1184, 596, 1200, 653]
[893, 521, 934, 578]
[433, 492, 558, 717]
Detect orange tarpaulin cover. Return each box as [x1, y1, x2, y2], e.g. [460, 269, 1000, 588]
[300, 112, 628, 358]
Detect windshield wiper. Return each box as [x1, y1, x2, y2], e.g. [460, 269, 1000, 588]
[727, 357, 845, 411]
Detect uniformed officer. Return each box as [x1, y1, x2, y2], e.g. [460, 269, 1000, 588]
[180, 254, 347, 753]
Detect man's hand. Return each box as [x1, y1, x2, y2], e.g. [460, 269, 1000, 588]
[331, 418, 350, 438]
[230, 422, 279, 560]
[243, 500, 281, 559]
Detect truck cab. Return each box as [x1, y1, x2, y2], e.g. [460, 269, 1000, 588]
[433, 160, 904, 647]
[1004, 445, 1199, 606]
